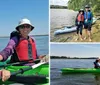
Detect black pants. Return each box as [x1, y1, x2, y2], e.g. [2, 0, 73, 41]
[76, 22, 83, 35]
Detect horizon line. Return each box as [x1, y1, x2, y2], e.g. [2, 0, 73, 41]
[0, 34, 48, 38]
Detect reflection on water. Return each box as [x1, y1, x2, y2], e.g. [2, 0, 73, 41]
[94, 74, 100, 85]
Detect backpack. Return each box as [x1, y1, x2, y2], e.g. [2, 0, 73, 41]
[9, 31, 20, 63]
[10, 31, 20, 39]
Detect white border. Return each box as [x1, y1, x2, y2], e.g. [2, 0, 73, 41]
[49, 0, 50, 85]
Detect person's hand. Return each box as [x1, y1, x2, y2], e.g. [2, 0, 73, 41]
[82, 24, 84, 28]
[39, 55, 46, 59]
[1, 69, 11, 82]
[0, 55, 3, 61]
[39, 55, 49, 62]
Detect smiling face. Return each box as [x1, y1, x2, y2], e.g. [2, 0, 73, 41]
[18, 24, 32, 38]
[80, 11, 83, 14]
[85, 7, 89, 12]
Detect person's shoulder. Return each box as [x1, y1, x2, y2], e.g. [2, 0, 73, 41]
[10, 36, 19, 44]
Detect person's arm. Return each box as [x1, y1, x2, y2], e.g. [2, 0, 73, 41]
[91, 12, 93, 24]
[75, 13, 78, 26]
[0, 37, 17, 61]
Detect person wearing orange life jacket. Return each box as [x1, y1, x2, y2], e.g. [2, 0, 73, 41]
[75, 9, 84, 41]
[0, 18, 47, 81]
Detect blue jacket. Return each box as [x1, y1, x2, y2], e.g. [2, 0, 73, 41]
[84, 11, 93, 24]
[84, 11, 93, 20]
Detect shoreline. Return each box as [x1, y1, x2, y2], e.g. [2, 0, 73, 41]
[51, 58, 97, 59]
[50, 56, 97, 59]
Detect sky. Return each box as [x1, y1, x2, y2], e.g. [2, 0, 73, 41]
[50, 0, 69, 6]
[50, 44, 100, 58]
[0, 0, 49, 36]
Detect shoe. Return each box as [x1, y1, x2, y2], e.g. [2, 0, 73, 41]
[89, 38, 92, 42]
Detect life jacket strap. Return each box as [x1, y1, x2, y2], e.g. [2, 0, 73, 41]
[27, 38, 33, 60]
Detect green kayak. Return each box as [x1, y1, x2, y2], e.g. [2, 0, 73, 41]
[0, 63, 49, 85]
[61, 68, 100, 74]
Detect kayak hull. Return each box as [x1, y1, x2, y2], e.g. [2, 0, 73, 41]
[61, 68, 100, 74]
[0, 64, 49, 85]
[54, 26, 77, 35]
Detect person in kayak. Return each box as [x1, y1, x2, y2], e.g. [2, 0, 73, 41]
[0, 18, 47, 63]
[94, 57, 100, 68]
[84, 5, 93, 41]
[75, 9, 84, 41]
[0, 18, 48, 81]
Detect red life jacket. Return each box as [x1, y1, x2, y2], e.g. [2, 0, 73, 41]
[77, 14, 84, 22]
[15, 38, 37, 61]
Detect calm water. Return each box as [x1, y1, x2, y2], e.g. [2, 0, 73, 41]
[0, 35, 49, 55]
[50, 59, 100, 85]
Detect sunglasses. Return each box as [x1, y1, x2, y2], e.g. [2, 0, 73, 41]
[19, 25, 32, 29]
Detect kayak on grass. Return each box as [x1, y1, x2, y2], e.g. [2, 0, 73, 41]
[0, 63, 49, 85]
[54, 26, 77, 35]
[61, 68, 100, 74]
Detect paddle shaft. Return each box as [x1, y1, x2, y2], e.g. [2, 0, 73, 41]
[0, 59, 40, 68]
[11, 66, 32, 75]
[11, 62, 46, 76]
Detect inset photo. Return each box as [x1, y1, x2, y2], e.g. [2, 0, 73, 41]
[0, 0, 49, 85]
[50, 0, 100, 42]
[50, 44, 100, 85]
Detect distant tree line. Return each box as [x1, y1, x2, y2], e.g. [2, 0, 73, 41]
[50, 56, 97, 59]
[68, 0, 100, 14]
[50, 5, 68, 9]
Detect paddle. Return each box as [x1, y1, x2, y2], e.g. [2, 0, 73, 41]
[0, 61, 48, 84]
[0, 59, 40, 68]
[9, 61, 48, 84]
[11, 61, 46, 75]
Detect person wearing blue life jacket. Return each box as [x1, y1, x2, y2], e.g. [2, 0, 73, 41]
[84, 5, 93, 41]
[75, 9, 84, 41]
[94, 57, 100, 69]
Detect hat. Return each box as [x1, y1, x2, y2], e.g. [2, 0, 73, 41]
[85, 5, 90, 8]
[79, 9, 84, 12]
[16, 18, 34, 31]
